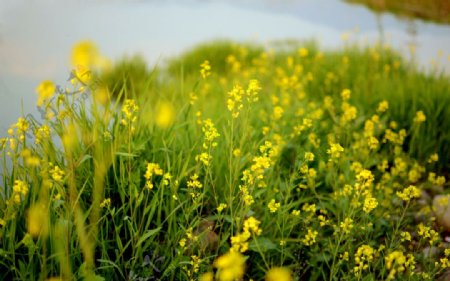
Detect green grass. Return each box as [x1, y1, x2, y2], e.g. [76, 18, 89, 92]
[0, 39, 449, 281]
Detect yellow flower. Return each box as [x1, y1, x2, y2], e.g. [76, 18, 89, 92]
[27, 204, 49, 238]
[214, 251, 245, 281]
[217, 203, 227, 213]
[413, 110, 426, 123]
[341, 88, 351, 100]
[377, 100, 389, 113]
[144, 163, 164, 189]
[340, 102, 357, 125]
[304, 152, 314, 162]
[100, 198, 111, 208]
[243, 216, 262, 235]
[187, 174, 203, 189]
[179, 238, 186, 248]
[302, 229, 318, 246]
[396, 185, 421, 202]
[200, 60, 211, 79]
[354, 244, 375, 275]
[231, 232, 250, 253]
[246, 79, 261, 102]
[266, 267, 292, 281]
[367, 136, 379, 150]
[363, 196, 378, 213]
[272, 106, 284, 120]
[202, 118, 220, 149]
[196, 152, 212, 166]
[385, 251, 406, 280]
[50, 165, 65, 182]
[400, 231, 411, 242]
[227, 84, 244, 118]
[94, 85, 110, 105]
[36, 80, 56, 107]
[199, 272, 214, 281]
[71, 40, 100, 69]
[340, 217, 354, 234]
[12, 180, 29, 204]
[428, 153, 439, 163]
[327, 143, 344, 159]
[155, 101, 175, 128]
[268, 199, 281, 213]
[298, 47, 309, 58]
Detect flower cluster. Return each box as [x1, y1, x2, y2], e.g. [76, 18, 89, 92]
[12, 180, 29, 204]
[144, 163, 164, 190]
[196, 118, 220, 166]
[353, 244, 375, 275]
[120, 99, 139, 134]
[230, 216, 262, 253]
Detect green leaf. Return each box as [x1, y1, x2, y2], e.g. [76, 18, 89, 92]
[135, 227, 162, 249]
[248, 237, 277, 253]
[115, 151, 138, 158]
[79, 154, 93, 165]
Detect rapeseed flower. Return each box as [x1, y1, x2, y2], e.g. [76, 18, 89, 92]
[385, 251, 406, 280]
[144, 163, 163, 189]
[200, 60, 211, 79]
[187, 174, 202, 189]
[400, 231, 411, 242]
[327, 143, 344, 159]
[266, 267, 292, 281]
[36, 80, 56, 107]
[396, 185, 421, 202]
[217, 203, 227, 213]
[243, 216, 262, 235]
[354, 244, 375, 275]
[50, 165, 65, 183]
[341, 89, 351, 100]
[268, 199, 280, 213]
[377, 100, 389, 113]
[363, 195, 378, 213]
[213, 251, 245, 281]
[304, 152, 314, 162]
[201, 118, 220, 149]
[428, 153, 439, 163]
[413, 110, 426, 123]
[35, 125, 51, 144]
[227, 84, 244, 118]
[27, 204, 49, 238]
[121, 99, 139, 133]
[71, 40, 100, 69]
[12, 180, 29, 204]
[199, 272, 213, 281]
[302, 229, 318, 246]
[100, 198, 111, 208]
[340, 217, 354, 234]
[155, 101, 175, 128]
[230, 232, 250, 253]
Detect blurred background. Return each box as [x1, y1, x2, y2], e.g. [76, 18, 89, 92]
[1, 0, 449, 136]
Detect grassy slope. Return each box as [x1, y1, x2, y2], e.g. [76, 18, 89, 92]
[1, 40, 449, 280]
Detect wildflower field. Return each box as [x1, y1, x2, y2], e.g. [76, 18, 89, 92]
[1, 40, 450, 281]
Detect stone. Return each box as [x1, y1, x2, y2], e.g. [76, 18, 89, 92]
[433, 195, 450, 232]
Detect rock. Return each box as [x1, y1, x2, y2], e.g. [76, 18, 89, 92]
[423, 246, 439, 258]
[433, 195, 450, 231]
[438, 270, 450, 281]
